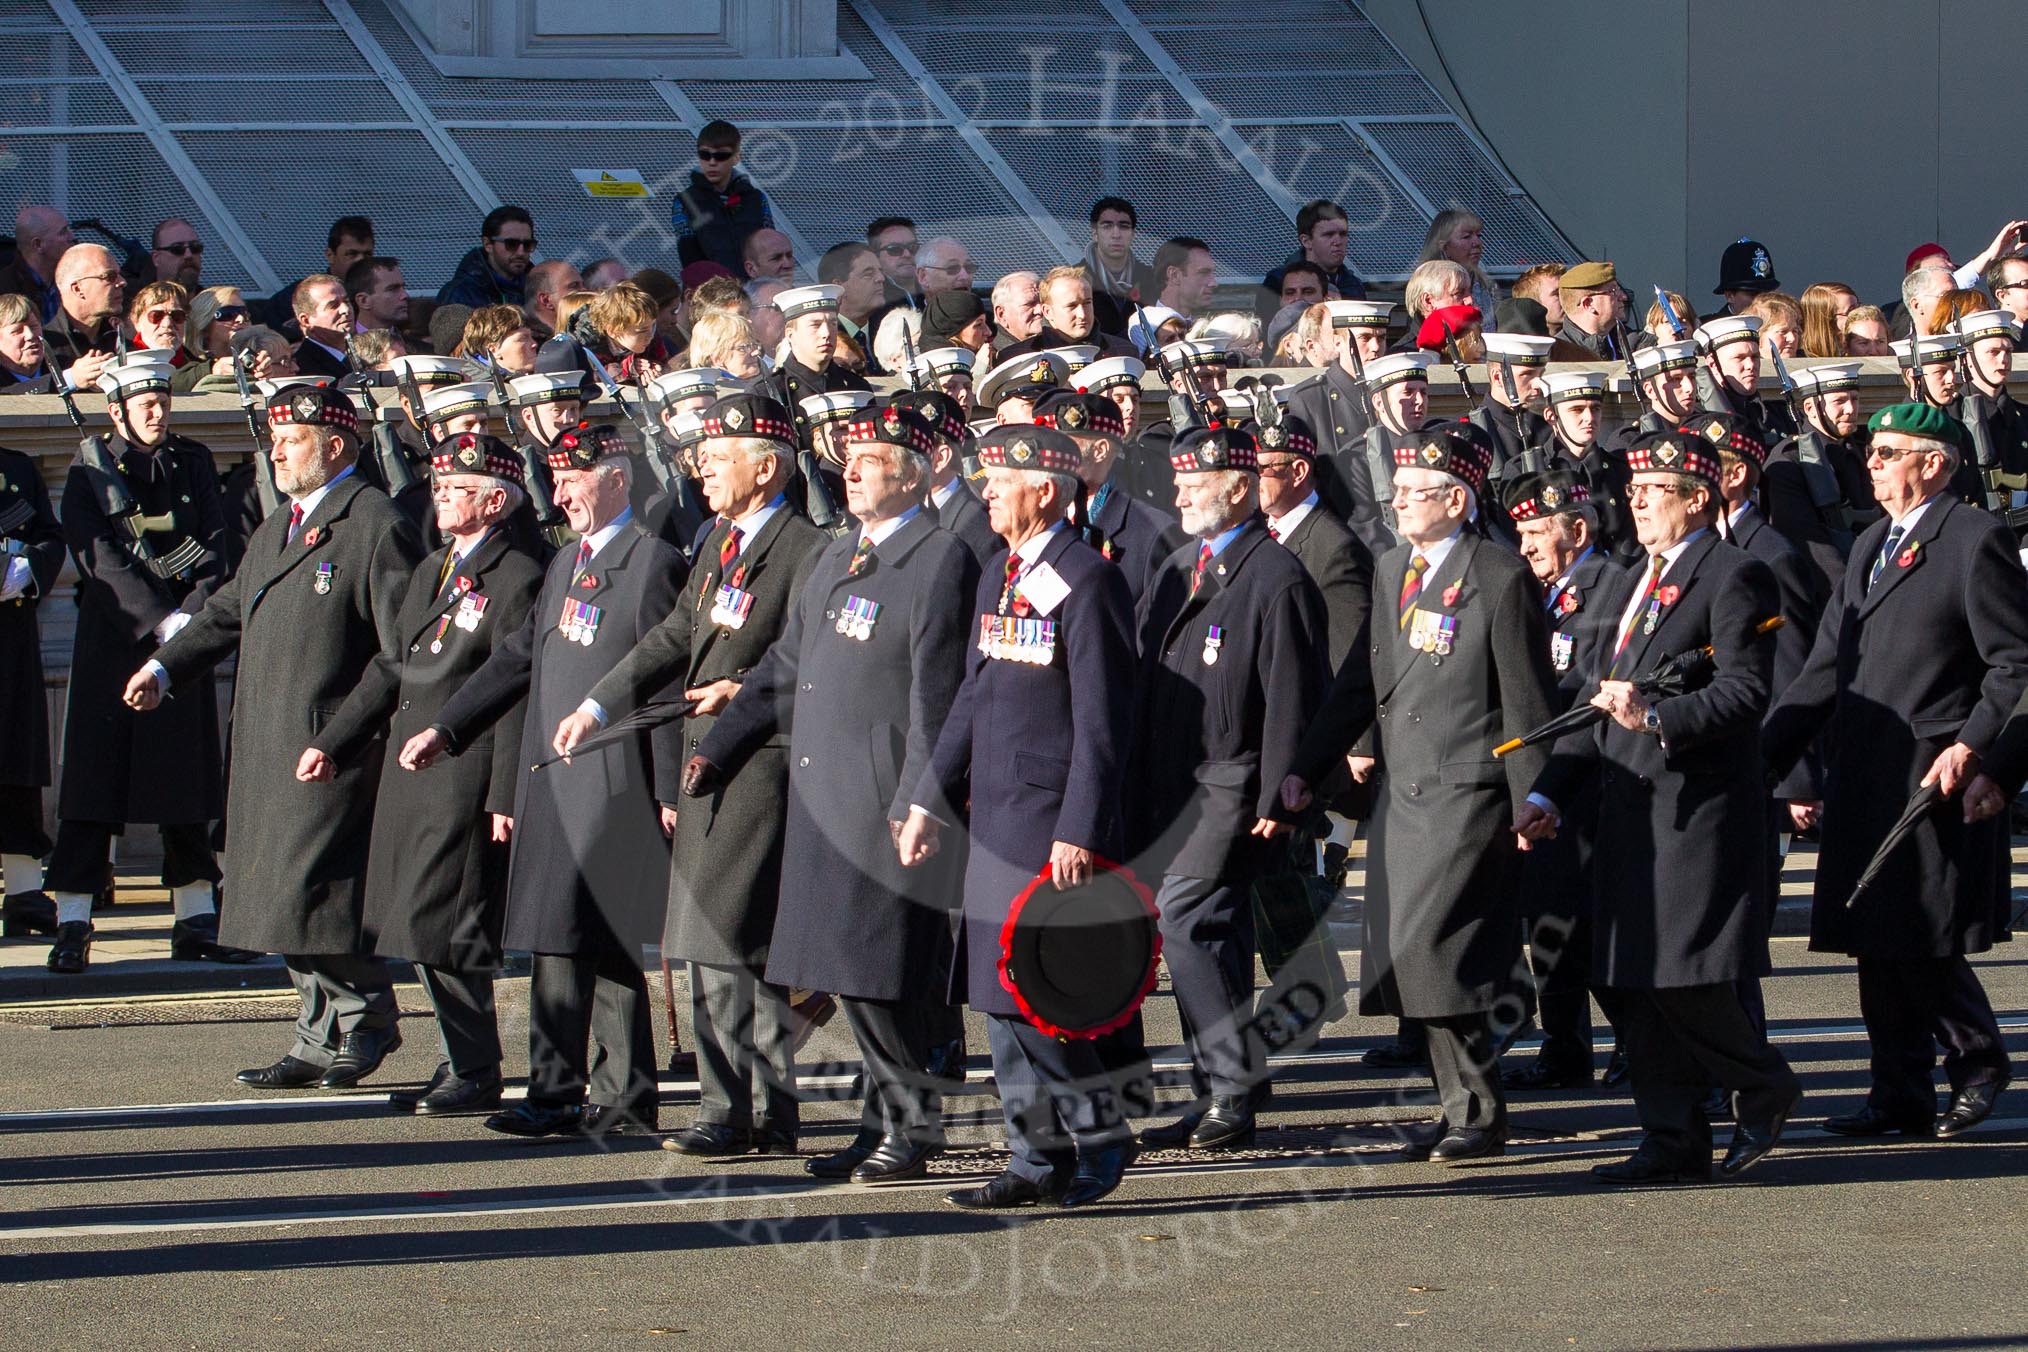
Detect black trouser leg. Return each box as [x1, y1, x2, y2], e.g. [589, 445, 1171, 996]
[1856, 954, 1943, 1116]
[158, 822, 223, 889]
[1527, 908, 1594, 1072]
[1424, 1014, 1505, 1134]
[0, 785, 50, 858]
[585, 939, 656, 1120]
[1155, 874, 1257, 1097]
[527, 952, 595, 1107]
[689, 961, 797, 1130]
[1931, 955, 2009, 1095]
[841, 996, 944, 1146]
[416, 963, 501, 1080]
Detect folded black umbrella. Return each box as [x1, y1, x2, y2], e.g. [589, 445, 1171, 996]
[529, 698, 694, 772]
[1844, 780, 1946, 910]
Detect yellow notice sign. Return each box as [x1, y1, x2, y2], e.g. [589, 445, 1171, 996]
[573, 169, 649, 199]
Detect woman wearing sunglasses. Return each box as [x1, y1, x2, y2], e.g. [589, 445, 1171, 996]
[170, 285, 252, 392]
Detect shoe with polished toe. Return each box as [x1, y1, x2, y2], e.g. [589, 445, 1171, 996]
[806, 1128, 882, 1179]
[1362, 1041, 1430, 1070]
[389, 1062, 452, 1112]
[1592, 1149, 1711, 1186]
[1721, 1090, 1799, 1178]
[1938, 1081, 2007, 1139]
[1396, 1122, 1447, 1162]
[2, 890, 57, 938]
[661, 1121, 755, 1156]
[319, 1027, 403, 1088]
[1187, 1096, 1256, 1151]
[581, 1102, 657, 1136]
[1600, 1049, 1631, 1088]
[1822, 1105, 1935, 1138]
[45, 921, 92, 973]
[169, 913, 260, 964]
[415, 1071, 503, 1117]
[1502, 1059, 1593, 1091]
[236, 1055, 327, 1089]
[850, 1135, 941, 1183]
[1430, 1128, 1507, 1164]
[944, 1169, 1067, 1209]
[484, 1100, 584, 1137]
[751, 1122, 799, 1155]
[1138, 1107, 1205, 1149]
[1058, 1142, 1137, 1207]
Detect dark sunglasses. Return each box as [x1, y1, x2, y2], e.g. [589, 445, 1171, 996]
[143, 307, 188, 325]
[697, 148, 736, 162]
[213, 305, 249, 323]
[487, 235, 536, 251]
[875, 242, 917, 257]
[157, 240, 203, 256]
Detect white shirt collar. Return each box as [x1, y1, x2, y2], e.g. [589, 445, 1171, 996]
[1888, 493, 1940, 536]
[290, 462, 355, 521]
[1657, 524, 1709, 570]
[930, 477, 964, 510]
[1404, 526, 1463, 574]
[580, 507, 634, 558]
[861, 504, 920, 548]
[1268, 491, 1319, 537]
[728, 493, 786, 550]
[1014, 519, 1067, 567]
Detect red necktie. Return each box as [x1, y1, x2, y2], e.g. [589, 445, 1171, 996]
[999, 553, 1023, 615]
[719, 524, 743, 576]
[1266, 520, 1282, 542]
[286, 503, 304, 545]
[571, 539, 592, 583]
[1189, 542, 1212, 597]
[1398, 553, 1427, 628]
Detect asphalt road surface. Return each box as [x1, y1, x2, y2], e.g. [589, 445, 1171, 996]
[3, 940, 2026, 1351]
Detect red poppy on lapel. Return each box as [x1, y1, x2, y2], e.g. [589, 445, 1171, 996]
[1656, 584, 1680, 606]
[302, 527, 322, 548]
[456, 575, 474, 593]
[1559, 589, 1580, 615]
[1441, 583, 1461, 607]
[1898, 542, 1920, 568]
[580, 575, 598, 589]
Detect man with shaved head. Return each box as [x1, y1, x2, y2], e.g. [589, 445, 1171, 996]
[523, 259, 582, 339]
[3, 205, 73, 323]
[44, 243, 125, 390]
[742, 228, 796, 285]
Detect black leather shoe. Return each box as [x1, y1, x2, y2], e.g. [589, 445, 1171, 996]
[2, 890, 57, 938]
[806, 1128, 883, 1179]
[1502, 1059, 1593, 1091]
[924, 1036, 969, 1088]
[1362, 1040, 1430, 1070]
[169, 913, 260, 964]
[1138, 1107, 1205, 1148]
[389, 1062, 452, 1112]
[1396, 1121, 1447, 1162]
[1059, 1141, 1137, 1207]
[1430, 1128, 1506, 1164]
[484, 1100, 584, 1137]
[1938, 1081, 2007, 1139]
[416, 1071, 503, 1117]
[1591, 1150, 1711, 1186]
[1721, 1089, 1799, 1178]
[582, 1102, 657, 1136]
[319, 1027, 403, 1088]
[945, 1169, 1067, 1209]
[1187, 1096, 1256, 1150]
[45, 920, 91, 973]
[752, 1122, 799, 1155]
[237, 1055, 327, 1089]
[1600, 1049, 1631, 1087]
[851, 1135, 941, 1183]
[1822, 1105, 1935, 1138]
[661, 1121, 755, 1156]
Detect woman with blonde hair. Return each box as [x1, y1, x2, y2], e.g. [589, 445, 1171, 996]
[1798, 282, 1859, 358]
[1746, 291, 1804, 358]
[687, 310, 765, 383]
[172, 285, 252, 392]
[1187, 312, 1263, 366]
[1417, 209, 1497, 318]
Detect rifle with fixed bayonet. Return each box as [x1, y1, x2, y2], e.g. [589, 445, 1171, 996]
[492, 360, 571, 550]
[59, 373, 202, 579]
[227, 337, 283, 517]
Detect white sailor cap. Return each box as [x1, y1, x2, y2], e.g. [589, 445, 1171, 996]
[976, 351, 1068, 408]
[255, 375, 330, 400]
[647, 367, 734, 406]
[1365, 351, 1436, 388]
[1633, 339, 1700, 375]
[906, 346, 977, 383]
[798, 390, 877, 424]
[1954, 309, 2020, 346]
[1694, 315, 1762, 351]
[1041, 344, 1099, 374]
[388, 354, 468, 388]
[1323, 299, 1394, 329]
[1481, 333, 1556, 365]
[421, 381, 494, 422]
[1542, 370, 1608, 403]
[97, 355, 174, 400]
[1076, 355, 1145, 393]
[1892, 334, 1964, 367]
[1787, 362, 1862, 395]
[774, 284, 841, 320]
[1160, 338, 1232, 371]
[507, 371, 584, 407]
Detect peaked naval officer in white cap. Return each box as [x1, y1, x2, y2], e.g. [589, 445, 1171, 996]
[44, 355, 248, 974]
[905, 345, 979, 415]
[1610, 339, 1703, 454]
[1469, 332, 1556, 484]
[758, 283, 872, 450]
[1695, 313, 1789, 444]
[1283, 298, 1393, 521]
[1952, 308, 2028, 510]
[1540, 370, 1637, 562]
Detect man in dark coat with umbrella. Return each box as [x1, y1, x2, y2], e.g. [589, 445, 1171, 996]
[404, 423, 686, 1137]
[1284, 422, 1558, 1166]
[1766, 402, 2028, 1142]
[0, 435, 64, 938]
[688, 402, 977, 1183]
[1519, 428, 1799, 1184]
[298, 433, 544, 1115]
[554, 393, 825, 1155]
[129, 382, 423, 1087]
[899, 423, 1141, 1210]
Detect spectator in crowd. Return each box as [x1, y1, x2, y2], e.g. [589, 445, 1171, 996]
[1901, 265, 1957, 337]
[742, 229, 796, 286]
[523, 259, 583, 340]
[149, 218, 204, 292]
[1747, 291, 1804, 357]
[1402, 257, 1471, 329]
[436, 205, 535, 310]
[1907, 225, 2027, 295]
[45, 243, 126, 386]
[1981, 252, 2028, 328]
[265, 215, 372, 331]
[1556, 261, 1647, 359]
[4, 204, 73, 322]
[1188, 312, 1263, 367]
[1126, 303, 1188, 353]
[1085, 196, 1156, 335]
[0, 294, 52, 394]
[914, 237, 974, 300]
[1284, 299, 1333, 367]
[1800, 283, 1860, 358]
[582, 259, 629, 291]
[818, 242, 886, 372]
[686, 274, 748, 331]
[1152, 236, 1217, 321]
[990, 270, 1043, 351]
[749, 279, 789, 357]
[1419, 209, 1496, 316]
[872, 307, 922, 375]
[584, 281, 672, 382]
[346, 257, 409, 334]
[1930, 289, 1989, 334]
[687, 310, 765, 383]
[191, 324, 293, 392]
[290, 274, 354, 378]
[171, 286, 249, 392]
[1644, 288, 1696, 342]
[1842, 304, 1893, 356]
[552, 289, 596, 343]
[675, 120, 774, 274]
[921, 289, 992, 356]
[347, 327, 405, 373]
[429, 304, 471, 361]
[866, 216, 920, 308]
[997, 265, 1138, 360]
[631, 267, 686, 353]
[1260, 200, 1364, 321]
[461, 304, 539, 376]
[1510, 263, 1566, 329]
[1271, 262, 1329, 317]
[127, 282, 189, 370]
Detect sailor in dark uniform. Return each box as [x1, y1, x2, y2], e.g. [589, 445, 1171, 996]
[1283, 299, 1394, 524]
[904, 387, 997, 567]
[1764, 361, 1875, 584]
[0, 428, 67, 939]
[904, 345, 979, 419]
[1541, 370, 1637, 562]
[1696, 315, 1793, 445]
[1126, 339, 1231, 519]
[1033, 387, 1185, 607]
[1952, 308, 2028, 513]
[1608, 340, 1702, 456]
[1341, 352, 1438, 560]
[1471, 333, 1556, 485]
[1891, 333, 1988, 510]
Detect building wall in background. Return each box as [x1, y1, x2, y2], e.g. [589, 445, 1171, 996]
[1362, 0, 2026, 307]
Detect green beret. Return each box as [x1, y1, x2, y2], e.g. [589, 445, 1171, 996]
[1868, 401, 1969, 451]
[1560, 260, 1616, 290]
